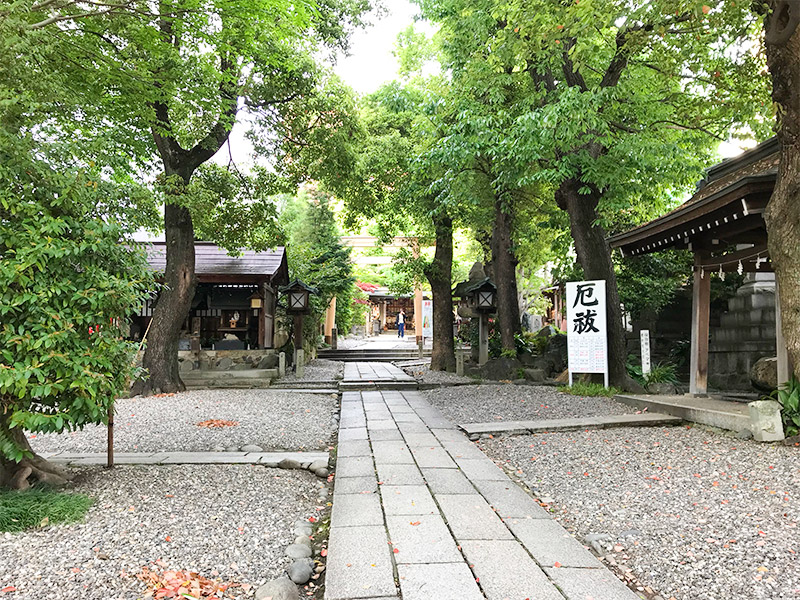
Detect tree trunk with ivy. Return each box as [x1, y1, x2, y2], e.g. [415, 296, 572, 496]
[425, 214, 456, 372]
[764, 0, 800, 381]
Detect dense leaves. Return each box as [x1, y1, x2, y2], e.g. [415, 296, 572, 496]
[0, 138, 153, 463]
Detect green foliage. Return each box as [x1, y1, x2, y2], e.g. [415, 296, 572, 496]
[0, 137, 153, 462]
[627, 357, 679, 388]
[769, 377, 800, 438]
[616, 251, 693, 321]
[0, 488, 93, 532]
[558, 383, 621, 398]
[499, 348, 517, 359]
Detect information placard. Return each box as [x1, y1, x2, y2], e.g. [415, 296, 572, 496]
[422, 299, 433, 338]
[640, 329, 651, 376]
[566, 280, 609, 387]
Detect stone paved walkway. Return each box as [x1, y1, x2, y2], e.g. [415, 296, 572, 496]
[326, 375, 641, 599]
[340, 362, 418, 391]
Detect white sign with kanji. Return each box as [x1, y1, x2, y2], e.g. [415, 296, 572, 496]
[421, 299, 433, 338]
[566, 280, 608, 386]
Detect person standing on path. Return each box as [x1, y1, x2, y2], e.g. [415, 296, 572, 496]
[397, 309, 406, 338]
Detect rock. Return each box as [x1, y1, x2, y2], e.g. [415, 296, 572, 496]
[285, 543, 312, 559]
[314, 467, 329, 478]
[258, 354, 279, 369]
[479, 356, 524, 382]
[278, 458, 302, 470]
[619, 529, 641, 539]
[309, 460, 328, 472]
[293, 525, 313, 537]
[255, 577, 299, 600]
[748, 399, 785, 442]
[211, 445, 225, 452]
[231, 363, 251, 371]
[241, 444, 264, 452]
[179, 360, 195, 373]
[225, 445, 239, 452]
[647, 382, 677, 395]
[736, 429, 753, 440]
[216, 357, 233, 371]
[295, 535, 312, 547]
[468, 434, 480, 441]
[524, 368, 546, 382]
[750, 357, 778, 392]
[287, 561, 313, 585]
[513, 378, 528, 386]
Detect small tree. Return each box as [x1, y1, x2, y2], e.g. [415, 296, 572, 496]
[0, 142, 153, 490]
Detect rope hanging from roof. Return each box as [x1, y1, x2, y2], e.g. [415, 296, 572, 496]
[694, 248, 771, 281]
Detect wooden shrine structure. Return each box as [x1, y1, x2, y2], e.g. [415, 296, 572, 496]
[608, 138, 791, 395]
[139, 242, 289, 349]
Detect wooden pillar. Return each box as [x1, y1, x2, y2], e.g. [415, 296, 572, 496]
[689, 258, 711, 396]
[324, 296, 337, 344]
[478, 313, 489, 366]
[380, 301, 387, 331]
[293, 314, 303, 356]
[414, 287, 423, 343]
[775, 279, 792, 386]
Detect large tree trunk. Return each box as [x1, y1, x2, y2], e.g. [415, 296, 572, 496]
[0, 423, 71, 490]
[764, 1, 800, 381]
[132, 161, 198, 396]
[425, 215, 456, 372]
[490, 195, 521, 351]
[556, 180, 640, 390]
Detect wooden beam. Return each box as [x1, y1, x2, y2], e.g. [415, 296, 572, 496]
[689, 254, 711, 396]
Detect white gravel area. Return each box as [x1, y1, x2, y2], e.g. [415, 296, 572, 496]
[279, 359, 342, 382]
[401, 363, 476, 386]
[479, 427, 800, 600]
[426, 384, 635, 425]
[30, 389, 338, 455]
[0, 465, 322, 599]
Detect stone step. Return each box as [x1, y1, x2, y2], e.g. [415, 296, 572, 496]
[339, 381, 419, 391]
[182, 368, 278, 380]
[459, 413, 683, 437]
[273, 380, 339, 389]
[614, 394, 750, 433]
[45, 450, 329, 466]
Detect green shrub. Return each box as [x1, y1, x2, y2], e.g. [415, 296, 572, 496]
[769, 376, 800, 437]
[558, 382, 621, 397]
[0, 488, 93, 532]
[627, 357, 678, 388]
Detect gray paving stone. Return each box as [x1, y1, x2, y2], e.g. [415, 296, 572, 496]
[421, 468, 475, 495]
[419, 417, 455, 429]
[386, 514, 462, 564]
[436, 495, 513, 540]
[387, 404, 414, 413]
[376, 463, 425, 486]
[472, 480, 549, 519]
[334, 477, 378, 495]
[331, 493, 384, 527]
[368, 428, 404, 441]
[391, 412, 424, 423]
[339, 415, 367, 428]
[381, 485, 438, 515]
[339, 427, 368, 442]
[337, 439, 372, 457]
[454, 457, 507, 481]
[431, 428, 468, 442]
[396, 421, 429, 434]
[367, 419, 398, 431]
[364, 408, 392, 419]
[336, 456, 375, 478]
[409, 445, 457, 469]
[402, 432, 439, 447]
[396, 563, 483, 600]
[439, 439, 486, 461]
[460, 540, 564, 600]
[371, 440, 414, 465]
[325, 525, 397, 600]
[506, 518, 603, 568]
[544, 566, 641, 599]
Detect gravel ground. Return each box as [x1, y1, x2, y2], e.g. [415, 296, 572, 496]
[479, 426, 800, 600]
[0, 465, 322, 599]
[30, 389, 338, 455]
[401, 363, 476, 386]
[278, 359, 343, 382]
[426, 384, 635, 425]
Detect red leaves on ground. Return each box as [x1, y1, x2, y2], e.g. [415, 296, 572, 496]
[1, 587, 17, 594]
[196, 419, 238, 428]
[153, 393, 177, 398]
[137, 566, 240, 599]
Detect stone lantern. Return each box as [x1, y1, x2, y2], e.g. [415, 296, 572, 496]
[280, 280, 318, 373]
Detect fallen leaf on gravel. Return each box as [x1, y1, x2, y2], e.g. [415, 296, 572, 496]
[1, 587, 17, 594]
[410, 521, 421, 526]
[553, 562, 562, 568]
[320, 549, 327, 557]
[196, 419, 238, 428]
